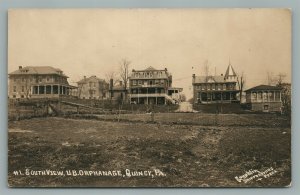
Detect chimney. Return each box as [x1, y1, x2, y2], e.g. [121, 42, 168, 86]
[119, 81, 123, 86]
[221, 74, 223, 76]
[19, 66, 22, 70]
[84, 76, 86, 80]
[192, 74, 195, 83]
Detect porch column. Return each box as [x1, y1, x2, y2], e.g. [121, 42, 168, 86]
[147, 88, 149, 105]
[230, 92, 232, 102]
[58, 85, 60, 95]
[200, 92, 202, 102]
[44, 85, 46, 94]
[256, 91, 258, 102]
[273, 91, 275, 102]
[37, 85, 40, 94]
[51, 85, 53, 94]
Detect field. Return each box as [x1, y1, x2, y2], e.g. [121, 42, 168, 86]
[8, 113, 291, 187]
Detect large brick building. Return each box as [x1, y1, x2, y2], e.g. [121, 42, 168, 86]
[192, 64, 240, 104]
[8, 66, 76, 99]
[129, 66, 182, 105]
[77, 76, 109, 100]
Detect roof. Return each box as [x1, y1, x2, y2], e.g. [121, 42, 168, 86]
[224, 64, 237, 78]
[133, 66, 167, 72]
[9, 66, 68, 77]
[130, 66, 170, 79]
[245, 85, 282, 92]
[193, 75, 228, 84]
[77, 75, 106, 84]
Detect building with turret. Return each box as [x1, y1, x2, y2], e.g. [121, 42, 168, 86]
[192, 63, 240, 104]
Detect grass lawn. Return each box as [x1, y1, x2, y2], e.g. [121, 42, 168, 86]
[8, 114, 291, 187]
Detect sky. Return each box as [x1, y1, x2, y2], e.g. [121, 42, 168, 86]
[8, 9, 291, 99]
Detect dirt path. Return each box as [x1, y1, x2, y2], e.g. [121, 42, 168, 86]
[176, 102, 197, 112]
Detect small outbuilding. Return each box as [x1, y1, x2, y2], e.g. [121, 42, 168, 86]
[245, 85, 282, 112]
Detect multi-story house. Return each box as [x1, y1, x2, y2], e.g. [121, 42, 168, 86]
[8, 66, 76, 99]
[77, 76, 109, 99]
[129, 66, 182, 105]
[245, 85, 282, 112]
[192, 64, 240, 104]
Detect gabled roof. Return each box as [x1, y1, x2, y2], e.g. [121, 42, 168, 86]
[245, 85, 282, 92]
[9, 66, 68, 77]
[224, 64, 237, 78]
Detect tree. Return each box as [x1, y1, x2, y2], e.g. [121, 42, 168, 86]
[119, 58, 131, 102]
[237, 72, 246, 103]
[267, 72, 286, 86]
[278, 83, 291, 118]
[105, 71, 118, 85]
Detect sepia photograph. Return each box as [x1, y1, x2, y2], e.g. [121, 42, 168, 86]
[7, 9, 291, 187]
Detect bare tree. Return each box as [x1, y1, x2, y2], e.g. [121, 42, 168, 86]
[119, 58, 131, 102]
[237, 72, 246, 103]
[267, 71, 277, 85]
[267, 72, 287, 86]
[277, 73, 286, 85]
[105, 71, 118, 84]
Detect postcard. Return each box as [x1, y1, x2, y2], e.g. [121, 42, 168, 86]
[8, 9, 291, 187]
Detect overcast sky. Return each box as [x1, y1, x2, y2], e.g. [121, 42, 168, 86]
[8, 9, 291, 99]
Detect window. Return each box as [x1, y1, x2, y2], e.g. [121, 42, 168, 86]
[202, 84, 205, 90]
[138, 80, 142, 85]
[13, 95, 16, 98]
[160, 80, 164, 84]
[207, 84, 211, 90]
[21, 95, 24, 98]
[218, 84, 221, 90]
[155, 80, 159, 85]
[94, 82, 96, 87]
[223, 84, 226, 90]
[212, 84, 215, 90]
[47, 77, 50, 82]
[21, 86, 24, 92]
[264, 105, 269, 110]
[133, 80, 137, 85]
[13, 86, 16, 92]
